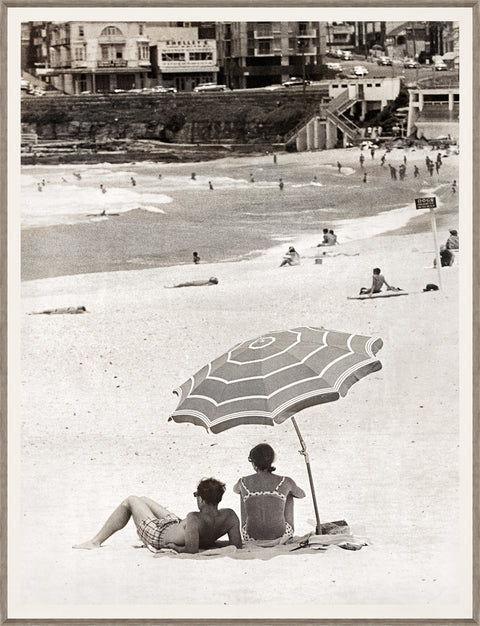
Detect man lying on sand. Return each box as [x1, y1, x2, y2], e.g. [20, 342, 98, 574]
[165, 277, 219, 288]
[29, 306, 87, 315]
[73, 478, 242, 554]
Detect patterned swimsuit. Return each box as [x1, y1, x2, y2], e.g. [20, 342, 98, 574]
[240, 476, 294, 542]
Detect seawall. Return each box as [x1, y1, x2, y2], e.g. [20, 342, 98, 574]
[21, 88, 328, 145]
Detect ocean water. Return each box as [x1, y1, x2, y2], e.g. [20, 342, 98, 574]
[20, 157, 445, 280]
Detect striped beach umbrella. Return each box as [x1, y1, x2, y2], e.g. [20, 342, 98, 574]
[169, 326, 383, 534]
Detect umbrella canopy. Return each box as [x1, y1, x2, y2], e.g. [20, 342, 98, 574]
[170, 326, 383, 535]
[170, 327, 383, 433]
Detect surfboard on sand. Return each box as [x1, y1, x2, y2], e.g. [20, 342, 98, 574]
[348, 290, 408, 300]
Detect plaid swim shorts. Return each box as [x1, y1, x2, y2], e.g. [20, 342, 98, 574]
[137, 514, 181, 550]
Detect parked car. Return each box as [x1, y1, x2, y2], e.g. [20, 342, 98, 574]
[282, 77, 311, 87]
[377, 56, 392, 66]
[403, 58, 418, 68]
[326, 62, 343, 72]
[151, 85, 177, 93]
[434, 61, 448, 71]
[194, 82, 229, 93]
[353, 65, 369, 76]
[341, 50, 353, 60]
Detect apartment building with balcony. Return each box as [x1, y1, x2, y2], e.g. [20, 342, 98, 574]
[24, 21, 151, 94]
[325, 22, 355, 55]
[146, 23, 219, 91]
[216, 21, 327, 89]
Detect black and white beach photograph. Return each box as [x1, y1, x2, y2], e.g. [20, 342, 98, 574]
[3, 3, 478, 623]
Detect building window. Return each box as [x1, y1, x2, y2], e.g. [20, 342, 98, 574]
[161, 52, 186, 62]
[75, 46, 86, 61]
[256, 23, 272, 37]
[101, 44, 124, 60]
[288, 38, 296, 50]
[258, 40, 271, 55]
[332, 84, 339, 88]
[189, 52, 213, 61]
[366, 83, 372, 87]
[101, 26, 123, 37]
[79, 26, 84, 37]
[139, 25, 144, 35]
[138, 43, 149, 60]
[375, 83, 381, 87]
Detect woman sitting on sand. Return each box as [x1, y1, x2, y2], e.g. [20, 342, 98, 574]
[233, 444, 305, 543]
[279, 247, 300, 267]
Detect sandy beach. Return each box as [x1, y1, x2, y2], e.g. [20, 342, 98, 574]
[13, 147, 469, 620]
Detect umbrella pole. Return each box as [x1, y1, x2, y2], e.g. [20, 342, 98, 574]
[291, 416, 322, 535]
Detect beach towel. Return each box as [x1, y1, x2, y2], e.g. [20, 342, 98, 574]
[149, 532, 370, 560]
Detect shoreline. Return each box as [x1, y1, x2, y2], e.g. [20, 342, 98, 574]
[21, 146, 458, 282]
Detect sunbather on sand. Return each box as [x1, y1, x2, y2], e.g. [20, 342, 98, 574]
[166, 277, 218, 288]
[73, 478, 242, 554]
[30, 306, 87, 315]
[233, 444, 305, 543]
[359, 267, 393, 296]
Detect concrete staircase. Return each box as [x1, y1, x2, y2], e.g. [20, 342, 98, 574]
[281, 87, 362, 151]
[325, 89, 361, 146]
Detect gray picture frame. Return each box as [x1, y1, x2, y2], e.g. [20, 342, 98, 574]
[1, 1, 478, 624]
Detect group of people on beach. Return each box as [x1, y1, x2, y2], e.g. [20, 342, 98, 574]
[73, 444, 305, 554]
[435, 229, 459, 268]
[317, 228, 338, 247]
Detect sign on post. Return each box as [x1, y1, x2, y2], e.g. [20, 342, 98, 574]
[415, 197, 437, 210]
[415, 196, 442, 289]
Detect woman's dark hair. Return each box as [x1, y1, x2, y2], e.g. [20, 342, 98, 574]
[248, 443, 276, 472]
[196, 478, 226, 505]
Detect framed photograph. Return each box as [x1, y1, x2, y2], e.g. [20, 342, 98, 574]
[2, 1, 478, 623]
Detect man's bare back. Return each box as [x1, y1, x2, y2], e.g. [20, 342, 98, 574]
[164, 508, 241, 552]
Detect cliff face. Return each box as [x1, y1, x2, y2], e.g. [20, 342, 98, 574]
[21, 89, 327, 144]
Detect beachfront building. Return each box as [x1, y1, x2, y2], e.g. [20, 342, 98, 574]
[325, 22, 355, 56]
[384, 22, 428, 61]
[406, 76, 459, 141]
[352, 22, 386, 56]
[146, 23, 219, 92]
[215, 21, 327, 89]
[384, 21, 458, 64]
[23, 21, 151, 94]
